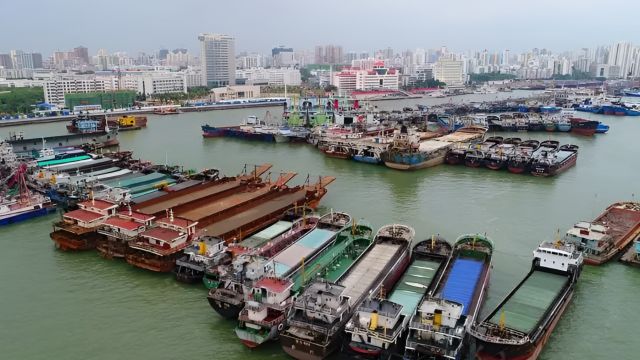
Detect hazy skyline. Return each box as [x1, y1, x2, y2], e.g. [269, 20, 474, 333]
[4, 0, 640, 56]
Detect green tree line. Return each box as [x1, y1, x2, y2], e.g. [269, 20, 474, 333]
[0, 87, 44, 114]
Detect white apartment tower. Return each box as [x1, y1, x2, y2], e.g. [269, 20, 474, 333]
[608, 41, 633, 78]
[199, 33, 236, 87]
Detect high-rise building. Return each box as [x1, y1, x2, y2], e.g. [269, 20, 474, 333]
[158, 49, 169, 60]
[199, 33, 236, 87]
[272, 46, 295, 67]
[314, 45, 343, 64]
[434, 55, 465, 87]
[0, 54, 12, 69]
[73, 46, 89, 64]
[608, 41, 634, 78]
[314, 46, 324, 64]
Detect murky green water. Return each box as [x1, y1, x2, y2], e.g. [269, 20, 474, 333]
[1, 92, 639, 359]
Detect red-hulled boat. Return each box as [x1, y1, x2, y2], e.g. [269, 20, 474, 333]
[322, 144, 351, 159]
[569, 118, 598, 136]
[530, 144, 578, 177]
[125, 211, 198, 272]
[50, 199, 119, 251]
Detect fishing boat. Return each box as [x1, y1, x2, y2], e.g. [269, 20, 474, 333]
[353, 146, 384, 164]
[66, 116, 105, 134]
[203, 214, 316, 289]
[484, 138, 521, 170]
[403, 234, 494, 360]
[234, 213, 371, 348]
[569, 118, 598, 136]
[563, 202, 640, 265]
[470, 240, 583, 360]
[622, 88, 640, 97]
[530, 144, 578, 177]
[543, 118, 556, 132]
[344, 232, 452, 359]
[96, 207, 155, 258]
[499, 114, 517, 132]
[322, 144, 351, 159]
[208, 212, 353, 320]
[174, 237, 228, 283]
[125, 210, 198, 272]
[464, 137, 502, 168]
[556, 118, 571, 132]
[50, 198, 119, 250]
[281, 226, 429, 360]
[506, 140, 540, 174]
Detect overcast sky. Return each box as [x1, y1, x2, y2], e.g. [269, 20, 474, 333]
[4, 0, 639, 56]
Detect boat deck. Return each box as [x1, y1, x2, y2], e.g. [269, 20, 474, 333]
[238, 220, 293, 249]
[596, 206, 640, 248]
[177, 186, 272, 221]
[272, 228, 337, 278]
[339, 243, 401, 307]
[105, 172, 170, 189]
[555, 150, 576, 162]
[388, 258, 441, 317]
[441, 258, 483, 316]
[134, 179, 245, 215]
[201, 189, 308, 238]
[488, 271, 568, 334]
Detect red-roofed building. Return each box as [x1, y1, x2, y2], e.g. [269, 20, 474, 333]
[77, 199, 119, 215]
[255, 277, 293, 295]
[96, 209, 155, 259]
[51, 202, 116, 251]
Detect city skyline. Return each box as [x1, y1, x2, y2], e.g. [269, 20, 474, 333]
[4, 0, 640, 55]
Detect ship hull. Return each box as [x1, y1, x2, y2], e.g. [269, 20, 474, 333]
[384, 155, 445, 170]
[445, 152, 465, 165]
[0, 206, 54, 226]
[485, 159, 506, 170]
[530, 154, 577, 177]
[50, 231, 103, 251]
[96, 239, 128, 259]
[207, 292, 243, 319]
[125, 251, 179, 272]
[473, 291, 574, 360]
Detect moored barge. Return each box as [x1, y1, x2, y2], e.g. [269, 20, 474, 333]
[564, 202, 640, 265]
[173, 237, 228, 283]
[96, 207, 155, 258]
[404, 234, 494, 359]
[234, 213, 371, 348]
[344, 233, 452, 358]
[281, 225, 422, 360]
[50, 199, 119, 251]
[470, 240, 583, 360]
[125, 210, 198, 272]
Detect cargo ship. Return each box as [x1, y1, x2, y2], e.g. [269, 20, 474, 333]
[50, 198, 119, 250]
[470, 240, 583, 360]
[569, 118, 598, 136]
[530, 144, 578, 177]
[463, 137, 503, 168]
[0, 164, 55, 225]
[125, 210, 198, 272]
[563, 202, 640, 265]
[207, 212, 353, 320]
[203, 215, 319, 289]
[281, 225, 428, 360]
[404, 234, 494, 359]
[506, 140, 540, 174]
[385, 126, 487, 170]
[484, 138, 521, 170]
[234, 213, 370, 348]
[7, 128, 118, 156]
[343, 233, 452, 358]
[173, 237, 228, 283]
[96, 207, 155, 258]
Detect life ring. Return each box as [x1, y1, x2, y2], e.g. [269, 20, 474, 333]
[278, 323, 284, 331]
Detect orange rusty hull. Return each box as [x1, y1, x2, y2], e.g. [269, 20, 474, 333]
[50, 231, 103, 251]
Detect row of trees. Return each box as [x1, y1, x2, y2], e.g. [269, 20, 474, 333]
[469, 72, 516, 83]
[404, 79, 446, 89]
[148, 86, 211, 104]
[0, 87, 44, 114]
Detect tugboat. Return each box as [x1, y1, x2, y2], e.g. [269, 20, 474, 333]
[564, 202, 640, 265]
[125, 209, 198, 272]
[404, 234, 494, 360]
[281, 225, 419, 360]
[174, 237, 228, 283]
[506, 140, 540, 174]
[50, 198, 119, 250]
[343, 233, 452, 359]
[569, 118, 598, 136]
[530, 144, 578, 177]
[234, 215, 373, 348]
[470, 240, 583, 360]
[96, 206, 155, 258]
[484, 138, 521, 170]
[208, 212, 353, 320]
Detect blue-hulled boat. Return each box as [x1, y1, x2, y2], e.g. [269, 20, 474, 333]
[403, 234, 494, 359]
[596, 122, 609, 133]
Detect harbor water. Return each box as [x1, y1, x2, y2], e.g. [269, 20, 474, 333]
[1, 91, 639, 359]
